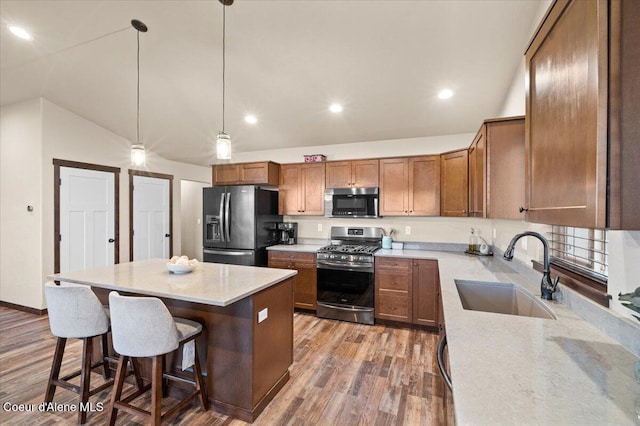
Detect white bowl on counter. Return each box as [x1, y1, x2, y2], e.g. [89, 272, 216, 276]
[167, 263, 196, 274]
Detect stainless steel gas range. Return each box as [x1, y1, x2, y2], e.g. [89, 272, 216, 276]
[316, 226, 383, 325]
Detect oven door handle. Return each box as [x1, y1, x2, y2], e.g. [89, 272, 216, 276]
[317, 261, 373, 271]
[317, 302, 374, 313]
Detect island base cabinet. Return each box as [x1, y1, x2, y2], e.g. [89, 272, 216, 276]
[92, 278, 294, 423]
[268, 251, 317, 310]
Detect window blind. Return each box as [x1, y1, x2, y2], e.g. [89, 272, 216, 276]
[548, 226, 608, 280]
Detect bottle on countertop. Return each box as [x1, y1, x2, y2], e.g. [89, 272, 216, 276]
[468, 228, 478, 252]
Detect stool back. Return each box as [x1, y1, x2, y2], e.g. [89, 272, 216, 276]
[108, 291, 179, 357]
[44, 281, 109, 338]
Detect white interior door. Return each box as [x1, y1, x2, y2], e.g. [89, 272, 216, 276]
[60, 167, 115, 272]
[133, 175, 170, 260]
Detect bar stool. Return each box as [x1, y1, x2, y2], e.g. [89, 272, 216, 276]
[107, 291, 208, 425]
[44, 281, 115, 424]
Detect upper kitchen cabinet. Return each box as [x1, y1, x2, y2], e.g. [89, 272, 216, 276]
[440, 149, 468, 217]
[468, 126, 486, 218]
[379, 156, 440, 216]
[469, 117, 526, 220]
[525, 0, 640, 229]
[325, 159, 379, 188]
[212, 161, 280, 186]
[279, 163, 325, 215]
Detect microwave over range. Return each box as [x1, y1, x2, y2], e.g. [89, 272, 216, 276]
[324, 187, 380, 219]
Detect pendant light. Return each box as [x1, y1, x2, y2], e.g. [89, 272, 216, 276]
[216, 0, 234, 159]
[131, 19, 148, 167]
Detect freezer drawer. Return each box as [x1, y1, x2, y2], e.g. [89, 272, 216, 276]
[203, 248, 267, 266]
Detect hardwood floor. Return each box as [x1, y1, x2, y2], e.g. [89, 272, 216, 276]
[0, 307, 454, 425]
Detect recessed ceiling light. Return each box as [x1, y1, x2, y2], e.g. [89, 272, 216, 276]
[8, 25, 33, 41]
[329, 103, 343, 113]
[244, 114, 257, 124]
[438, 89, 454, 100]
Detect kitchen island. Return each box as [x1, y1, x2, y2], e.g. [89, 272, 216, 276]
[49, 259, 297, 422]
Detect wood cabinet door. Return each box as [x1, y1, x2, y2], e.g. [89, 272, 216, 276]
[279, 164, 301, 214]
[240, 162, 279, 186]
[412, 259, 439, 327]
[468, 127, 486, 218]
[212, 164, 240, 185]
[352, 159, 379, 187]
[525, 0, 608, 228]
[268, 252, 317, 310]
[300, 163, 325, 215]
[440, 150, 469, 217]
[325, 161, 352, 188]
[487, 118, 526, 220]
[292, 262, 317, 310]
[408, 156, 440, 216]
[379, 158, 409, 216]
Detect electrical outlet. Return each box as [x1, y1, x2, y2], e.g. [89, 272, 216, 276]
[521, 238, 528, 250]
[405, 226, 411, 235]
[493, 227, 496, 239]
[317, 224, 323, 232]
[258, 308, 268, 323]
[197, 218, 201, 225]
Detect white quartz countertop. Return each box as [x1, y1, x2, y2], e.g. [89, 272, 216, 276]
[49, 259, 297, 307]
[267, 244, 323, 253]
[377, 249, 640, 425]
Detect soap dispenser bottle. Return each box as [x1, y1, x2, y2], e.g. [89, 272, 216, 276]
[468, 228, 477, 252]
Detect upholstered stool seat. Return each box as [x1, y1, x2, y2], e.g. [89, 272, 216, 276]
[107, 291, 208, 425]
[44, 281, 116, 424]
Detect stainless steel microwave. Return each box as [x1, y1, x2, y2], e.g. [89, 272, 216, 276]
[324, 187, 380, 218]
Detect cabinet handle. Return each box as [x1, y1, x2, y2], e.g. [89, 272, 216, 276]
[519, 206, 528, 213]
[462, 210, 467, 214]
[405, 210, 408, 213]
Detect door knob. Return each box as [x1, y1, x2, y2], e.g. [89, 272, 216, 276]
[519, 207, 528, 213]
[165, 234, 171, 237]
[108, 238, 115, 243]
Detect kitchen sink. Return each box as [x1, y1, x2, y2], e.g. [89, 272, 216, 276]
[455, 280, 556, 320]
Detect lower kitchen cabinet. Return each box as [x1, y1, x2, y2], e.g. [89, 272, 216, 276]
[375, 257, 440, 327]
[268, 251, 317, 310]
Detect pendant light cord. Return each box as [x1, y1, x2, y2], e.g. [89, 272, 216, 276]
[137, 29, 141, 144]
[222, 4, 226, 133]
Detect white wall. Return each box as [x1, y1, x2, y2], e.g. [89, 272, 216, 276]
[180, 180, 208, 261]
[216, 133, 475, 165]
[0, 98, 211, 310]
[0, 99, 44, 308]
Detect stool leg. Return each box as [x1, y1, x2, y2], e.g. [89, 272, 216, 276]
[44, 337, 66, 403]
[101, 333, 111, 379]
[78, 337, 93, 424]
[107, 355, 129, 426]
[161, 355, 168, 397]
[130, 357, 144, 391]
[192, 343, 208, 411]
[151, 355, 163, 425]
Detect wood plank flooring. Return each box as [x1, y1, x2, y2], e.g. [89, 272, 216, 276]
[0, 307, 454, 425]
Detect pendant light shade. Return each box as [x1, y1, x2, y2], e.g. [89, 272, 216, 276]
[131, 144, 146, 166]
[216, 132, 231, 159]
[216, 1, 232, 160]
[131, 19, 148, 166]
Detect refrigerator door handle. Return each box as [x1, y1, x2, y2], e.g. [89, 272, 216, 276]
[225, 192, 231, 242]
[203, 249, 252, 256]
[219, 192, 226, 242]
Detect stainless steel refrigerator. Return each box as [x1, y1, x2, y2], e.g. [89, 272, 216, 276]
[203, 186, 282, 266]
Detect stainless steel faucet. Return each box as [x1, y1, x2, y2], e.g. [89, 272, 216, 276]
[503, 231, 559, 300]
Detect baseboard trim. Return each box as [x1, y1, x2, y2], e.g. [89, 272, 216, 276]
[0, 300, 47, 315]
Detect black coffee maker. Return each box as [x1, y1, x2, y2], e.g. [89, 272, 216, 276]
[278, 222, 298, 245]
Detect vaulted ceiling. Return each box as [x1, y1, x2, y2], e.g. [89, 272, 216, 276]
[1, 0, 545, 166]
